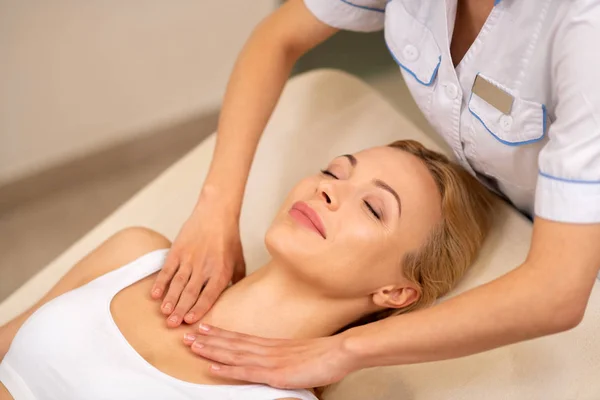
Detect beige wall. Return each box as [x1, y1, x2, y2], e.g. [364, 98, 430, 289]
[0, 0, 275, 185]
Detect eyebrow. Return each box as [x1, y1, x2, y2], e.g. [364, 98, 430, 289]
[374, 179, 402, 216]
[342, 154, 357, 166]
[339, 154, 402, 216]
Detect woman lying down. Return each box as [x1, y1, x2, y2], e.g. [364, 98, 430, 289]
[0, 140, 495, 400]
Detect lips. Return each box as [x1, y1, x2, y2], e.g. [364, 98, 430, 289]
[289, 201, 327, 239]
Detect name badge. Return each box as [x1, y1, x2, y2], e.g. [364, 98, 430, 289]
[472, 74, 514, 115]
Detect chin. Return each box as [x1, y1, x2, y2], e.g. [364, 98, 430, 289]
[267, 212, 324, 247]
[265, 221, 307, 259]
[265, 221, 352, 297]
[265, 221, 324, 268]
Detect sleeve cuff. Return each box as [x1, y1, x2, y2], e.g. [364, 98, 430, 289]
[303, 0, 385, 32]
[534, 172, 600, 223]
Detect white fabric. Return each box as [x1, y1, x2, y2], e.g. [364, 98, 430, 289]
[0, 249, 315, 400]
[0, 70, 599, 399]
[303, 0, 600, 223]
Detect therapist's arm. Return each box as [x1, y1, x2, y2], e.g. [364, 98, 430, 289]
[350, 218, 600, 367]
[201, 0, 338, 211]
[185, 218, 600, 389]
[150, 0, 339, 326]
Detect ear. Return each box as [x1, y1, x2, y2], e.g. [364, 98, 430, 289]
[371, 283, 420, 310]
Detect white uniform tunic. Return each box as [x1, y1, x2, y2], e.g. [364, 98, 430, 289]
[305, 0, 600, 223]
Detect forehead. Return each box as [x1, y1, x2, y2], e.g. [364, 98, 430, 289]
[352, 147, 433, 185]
[352, 146, 441, 212]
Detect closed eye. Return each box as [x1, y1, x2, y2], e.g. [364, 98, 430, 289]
[320, 169, 339, 179]
[364, 200, 381, 220]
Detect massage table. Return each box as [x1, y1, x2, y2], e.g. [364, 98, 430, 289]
[1, 70, 598, 399]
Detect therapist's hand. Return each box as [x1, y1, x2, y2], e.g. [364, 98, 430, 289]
[182, 324, 359, 389]
[151, 199, 246, 327]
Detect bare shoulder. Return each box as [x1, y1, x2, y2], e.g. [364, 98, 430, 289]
[77, 226, 172, 285]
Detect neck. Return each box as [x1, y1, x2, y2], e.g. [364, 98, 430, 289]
[201, 260, 374, 339]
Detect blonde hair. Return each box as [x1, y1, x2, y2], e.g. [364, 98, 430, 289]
[342, 139, 496, 328]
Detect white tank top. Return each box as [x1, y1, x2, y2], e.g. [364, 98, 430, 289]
[0, 249, 317, 400]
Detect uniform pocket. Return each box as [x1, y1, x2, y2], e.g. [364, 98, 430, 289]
[384, 0, 441, 86]
[468, 74, 548, 146]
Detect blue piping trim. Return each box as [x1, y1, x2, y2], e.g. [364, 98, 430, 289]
[539, 171, 600, 184]
[494, 0, 502, 4]
[398, 56, 441, 86]
[339, 0, 385, 13]
[468, 92, 546, 146]
[542, 103, 547, 137]
[385, 42, 441, 86]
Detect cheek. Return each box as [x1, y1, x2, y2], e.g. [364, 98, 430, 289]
[318, 217, 402, 290]
[329, 213, 388, 260]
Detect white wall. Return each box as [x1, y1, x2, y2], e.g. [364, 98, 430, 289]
[0, 0, 276, 185]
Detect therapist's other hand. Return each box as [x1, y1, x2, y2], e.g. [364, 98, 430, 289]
[151, 201, 246, 328]
[182, 324, 358, 389]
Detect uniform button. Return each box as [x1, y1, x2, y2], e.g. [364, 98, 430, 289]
[445, 83, 459, 100]
[500, 115, 513, 131]
[402, 44, 419, 61]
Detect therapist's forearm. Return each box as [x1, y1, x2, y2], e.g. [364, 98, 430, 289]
[202, 40, 294, 214]
[198, 0, 338, 217]
[200, 22, 299, 216]
[345, 262, 585, 368]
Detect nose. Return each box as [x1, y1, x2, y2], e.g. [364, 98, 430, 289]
[317, 180, 340, 211]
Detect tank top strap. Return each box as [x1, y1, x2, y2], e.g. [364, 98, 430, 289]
[85, 248, 170, 297]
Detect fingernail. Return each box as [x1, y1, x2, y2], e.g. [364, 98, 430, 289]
[184, 312, 195, 322]
[210, 364, 221, 371]
[163, 303, 173, 313]
[192, 342, 204, 350]
[152, 288, 162, 297]
[198, 323, 210, 332]
[184, 333, 196, 342]
[169, 315, 179, 323]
